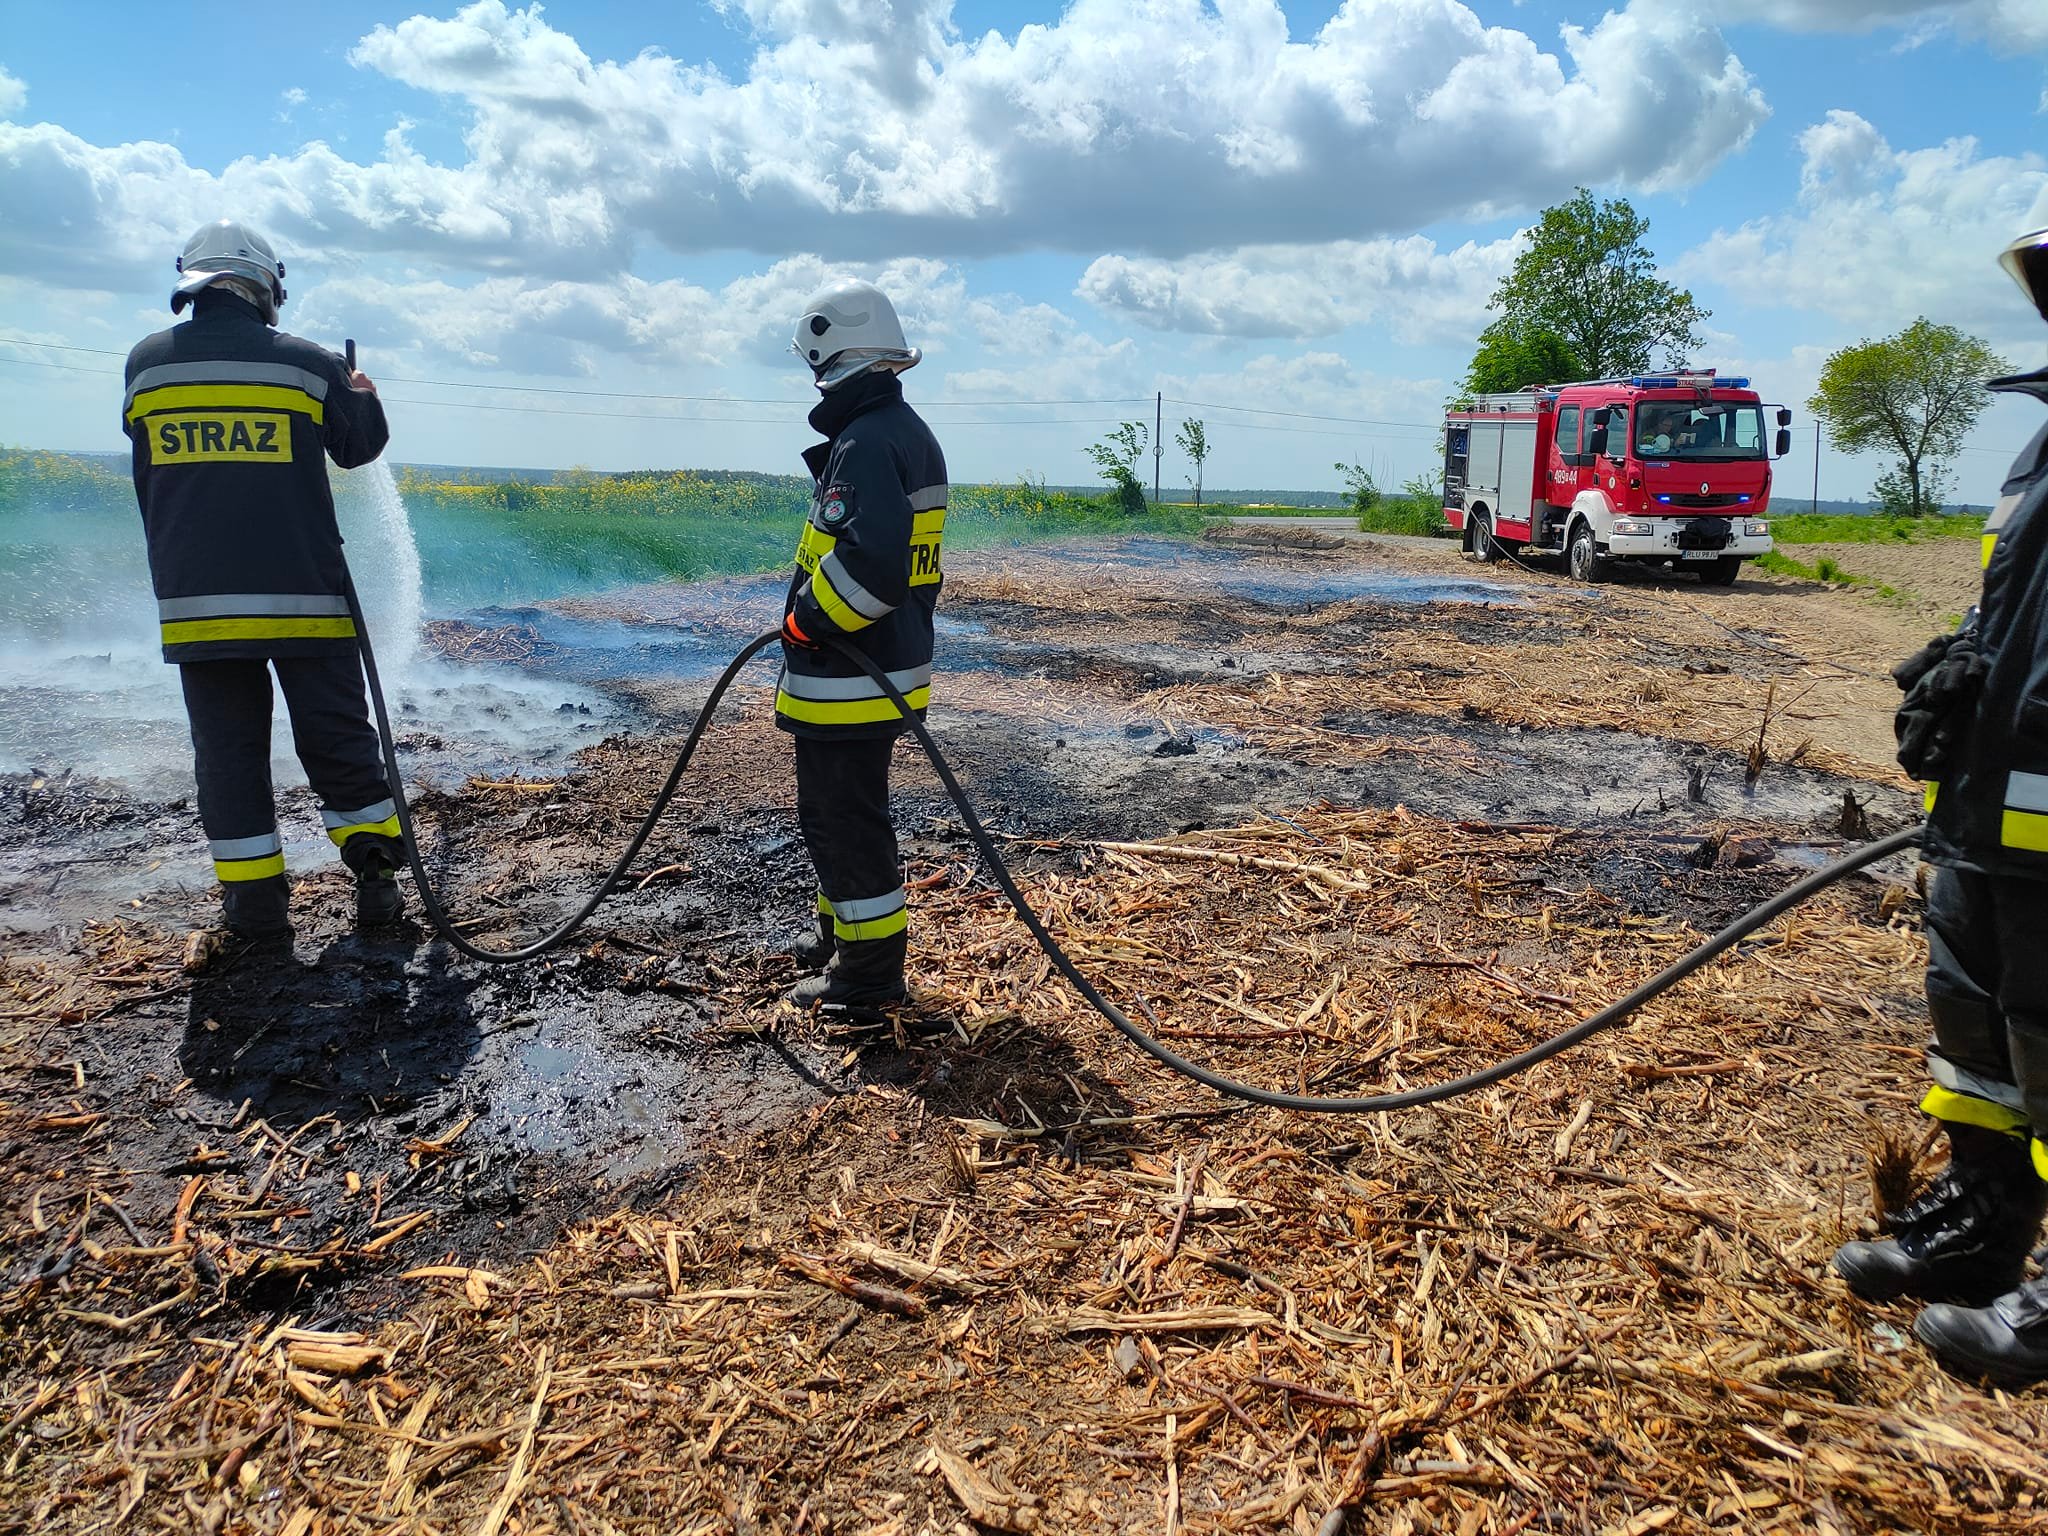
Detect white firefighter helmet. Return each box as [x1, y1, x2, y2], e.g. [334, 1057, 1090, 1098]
[2000, 228, 2048, 325]
[792, 279, 920, 388]
[172, 219, 286, 316]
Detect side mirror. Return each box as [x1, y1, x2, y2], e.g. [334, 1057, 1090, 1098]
[1774, 428, 1792, 458]
[1776, 407, 1792, 428]
[1587, 425, 1609, 459]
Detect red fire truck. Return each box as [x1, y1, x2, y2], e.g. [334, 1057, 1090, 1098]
[1442, 372, 1793, 585]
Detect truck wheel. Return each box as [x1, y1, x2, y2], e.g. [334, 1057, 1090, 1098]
[1475, 515, 1505, 564]
[1567, 524, 1606, 583]
[1697, 556, 1742, 587]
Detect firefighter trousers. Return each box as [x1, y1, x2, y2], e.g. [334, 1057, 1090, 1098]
[793, 735, 907, 982]
[1922, 865, 2048, 1174]
[179, 656, 404, 929]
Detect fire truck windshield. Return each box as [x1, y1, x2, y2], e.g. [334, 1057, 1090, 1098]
[1631, 401, 1766, 461]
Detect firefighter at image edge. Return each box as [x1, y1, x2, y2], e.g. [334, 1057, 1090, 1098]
[1831, 227, 2048, 1387]
[776, 280, 948, 1014]
[121, 219, 405, 943]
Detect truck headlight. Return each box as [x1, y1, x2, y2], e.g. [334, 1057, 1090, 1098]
[1612, 518, 1656, 537]
[1744, 520, 1769, 537]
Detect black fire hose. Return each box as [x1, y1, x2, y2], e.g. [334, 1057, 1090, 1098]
[349, 577, 1920, 1113]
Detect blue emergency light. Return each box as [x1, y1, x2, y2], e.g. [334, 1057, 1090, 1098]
[1630, 374, 1750, 390]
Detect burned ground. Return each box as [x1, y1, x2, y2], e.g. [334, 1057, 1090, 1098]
[3, 531, 2026, 1535]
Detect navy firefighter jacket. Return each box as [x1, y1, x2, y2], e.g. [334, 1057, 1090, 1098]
[777, 369, 949, 741]
[122, 288, 389, 664]
[1924, 365, 2048, 881]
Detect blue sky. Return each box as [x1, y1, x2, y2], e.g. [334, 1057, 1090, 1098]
[2, 0, 2044, 501]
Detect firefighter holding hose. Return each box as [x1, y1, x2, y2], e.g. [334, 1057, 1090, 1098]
[777, 280, 948, 1014]
[123, 219, 405, 943]
[1833, 228, 2048, 1386]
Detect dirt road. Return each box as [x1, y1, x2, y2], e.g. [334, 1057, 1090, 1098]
[5, 528, 2023, 1534]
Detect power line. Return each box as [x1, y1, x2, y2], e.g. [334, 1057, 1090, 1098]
[0, 340, 2028, 455]
[0, 336, 1148, 410]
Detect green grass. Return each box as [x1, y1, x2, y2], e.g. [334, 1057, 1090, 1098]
[1, 450, 1213, 611]
[1357, 499, 1455, 538]
[1754, 548, 1907, 604]
[1766, 512, 1984, 545]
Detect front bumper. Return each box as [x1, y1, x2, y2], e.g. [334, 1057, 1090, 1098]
[1604, 530, 1773, 561]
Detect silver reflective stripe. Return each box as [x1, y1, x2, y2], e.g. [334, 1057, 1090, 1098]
[209, 832, 282, 860]
[1930, 1055, 2029, 1110]
[125, 359, 331, 411]
[157, 593, 352, 621]
[322, 799, 397, 830]
[1988, 492, 2022, 532]
[908, 483, 949, 512]
[830, 887, 907, 922]
[777, 664, 932, 702]
[817, 551, 894, 619]
[2009, 771, 2048, 815]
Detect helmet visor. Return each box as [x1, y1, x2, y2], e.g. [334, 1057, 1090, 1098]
[1999, 228, 2048, 324]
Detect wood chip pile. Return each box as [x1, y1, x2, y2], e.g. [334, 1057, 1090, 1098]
[8, 805, 2045, 1533]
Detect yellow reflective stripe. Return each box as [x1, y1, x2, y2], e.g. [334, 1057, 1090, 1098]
[1983, 533, 1998, 570]
[2036, 1140, 2048, 1181]
[2002, 808, 2048, 853]
[796, 523, 837, 573]
[127, 383, 325, 425]
[162, 616, 358, 645]
[811, 568, 878, 633]
[816, 892, 833, 915]
[326, 815, 402, 847]
[215, 852, 287, 883]
[1922, 1084, 2031, 1136]
[775, 685, 930, 726]
[832, 906, 908, 942]
[1924, 780, 1940, 814]
[909, 509, 945, 588]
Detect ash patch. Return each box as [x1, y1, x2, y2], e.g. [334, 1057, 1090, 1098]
[1315, 706, 1916, 833]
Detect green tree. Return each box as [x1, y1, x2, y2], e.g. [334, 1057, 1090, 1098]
[1464, 188, 1708, 394]
[1808, 318, 2012, 518]
[1461, 322, 1582, 396]
[1334, 460, 1380, 519]
[1174, 418, 1209, 505]
[1086, 422, 1149, 514]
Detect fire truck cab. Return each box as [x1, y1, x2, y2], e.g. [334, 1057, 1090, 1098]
[1443, 372, 1793, 586]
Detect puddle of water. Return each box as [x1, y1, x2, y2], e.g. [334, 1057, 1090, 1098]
[1029, 537, 1520, 609]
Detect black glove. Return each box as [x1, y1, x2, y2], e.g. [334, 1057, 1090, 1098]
[1893, 632, 1961, 693]
[1895, 636, 1986, 780]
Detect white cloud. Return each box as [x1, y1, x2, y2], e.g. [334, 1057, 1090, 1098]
[292, 255, 980, 379]
[1682, 111, 2048, 349]
[1076, 233, 1521, 342]
[0, 64, 25, 119]
[0, 0, 1768, 292]
[1714, 0, 2048, 50]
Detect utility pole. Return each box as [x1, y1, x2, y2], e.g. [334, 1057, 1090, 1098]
[1153, 391, 1163, 506]
[1811, 420, 1820, 515]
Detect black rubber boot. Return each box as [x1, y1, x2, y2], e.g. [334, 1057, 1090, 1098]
[355, 858, 405, 929]
[1915, 1275, 2048, 1387]
[785, 912, 835, 973]
[222, 874, 292, 943]
[1833, 1124, 2045, 1307]
[790, 932, 909, 1015]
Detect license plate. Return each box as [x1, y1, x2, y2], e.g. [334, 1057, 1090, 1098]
[1680, 549, 1721, 561]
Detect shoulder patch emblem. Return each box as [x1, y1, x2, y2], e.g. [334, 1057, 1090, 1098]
[821, 484, 854, 525]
